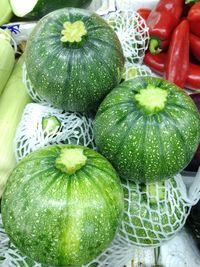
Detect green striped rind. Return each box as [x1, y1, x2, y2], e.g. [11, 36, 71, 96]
[1, 145, 124, 266]
[25, 8, 124, 113]
[121, 179, 187, 245]
[94, 76, 200, 182]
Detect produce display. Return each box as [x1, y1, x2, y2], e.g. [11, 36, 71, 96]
[10, 0, 93, 19]
[1, 144, 124, 266]
[25, 8, 124, 112]
[94, 76, 200, 182]
[0, 0, 200, 266]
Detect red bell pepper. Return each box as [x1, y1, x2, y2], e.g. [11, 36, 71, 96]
[144, 52, 200, 91]
[190, 33, 200, 61]
[188, 2, 200, 37]
[144, 52, 166, 75]
[137, 8, 151, 21]
[147, 0, 184, 54]
[185, 63, 200, 90]
[164, 19, 190, 88]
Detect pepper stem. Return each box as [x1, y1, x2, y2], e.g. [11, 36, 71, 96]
[135, 85, 168, 114]
[55, 147, 87, 175]
[149, 38, 162, 55]
[60, 20, 87, 43]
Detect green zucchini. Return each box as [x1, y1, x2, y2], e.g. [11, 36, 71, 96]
[94, 76, 200, 183]
[2, 144, 124, 266]
[25, 8, 124, 113]
[121, 178, 188, 245]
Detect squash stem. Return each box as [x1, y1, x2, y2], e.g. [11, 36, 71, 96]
[55, 147, 87, 174]
[60, 20, 87, 44]
[134, 85, 168, 114]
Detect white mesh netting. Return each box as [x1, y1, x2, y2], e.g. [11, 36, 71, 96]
[119, 174, 200, 247]
[122, 63, 152, 81]
[14, 103, 96, 162]
[104, 10, 149, 64]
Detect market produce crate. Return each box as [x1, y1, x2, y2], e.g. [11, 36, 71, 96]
[0, 0, 200, 266]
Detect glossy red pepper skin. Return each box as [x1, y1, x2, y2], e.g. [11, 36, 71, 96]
[185, 63, 200, 90]
[190, 33, 200, 61]
[165, 20, 190, 88]
[188, 2, 200, 37]
[147, 0, 184, 54]
[137, 8, 151, 21]
[144, 52, 200, 91]
[144, 52, 166, 75]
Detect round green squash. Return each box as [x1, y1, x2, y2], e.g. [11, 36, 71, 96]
[1, 144, 124, 266]
[94, 76, 200, 183]
[10, 0, 93, 19]
[25, 8, 124, 113]
[120, 178, 189, 246]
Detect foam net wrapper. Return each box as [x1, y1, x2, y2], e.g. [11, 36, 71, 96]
[119, 174, 200, 247]
[14, 103, 96, 162]
[122, 62, 153, 81]
[104, 10, 149, 65]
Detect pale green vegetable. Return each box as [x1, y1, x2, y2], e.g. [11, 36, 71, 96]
[0, 0, 13, 25]
[0, 29, 15, 96]
[42, 115, 61, 136]
[0, 54, 32, 197]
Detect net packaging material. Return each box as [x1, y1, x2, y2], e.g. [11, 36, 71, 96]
[14, 103, 95, 162]
[104, 10, 149, 64]
[1, 0, 200, 267]
[120, 174, 200, 247]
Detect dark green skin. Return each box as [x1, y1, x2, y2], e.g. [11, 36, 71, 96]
[1, 144, 124, 266]
[25, 8, 124, 113]
[23, 0, 92, 19]
[94, 76, 200, 183]
[120, 179, 188, 245]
